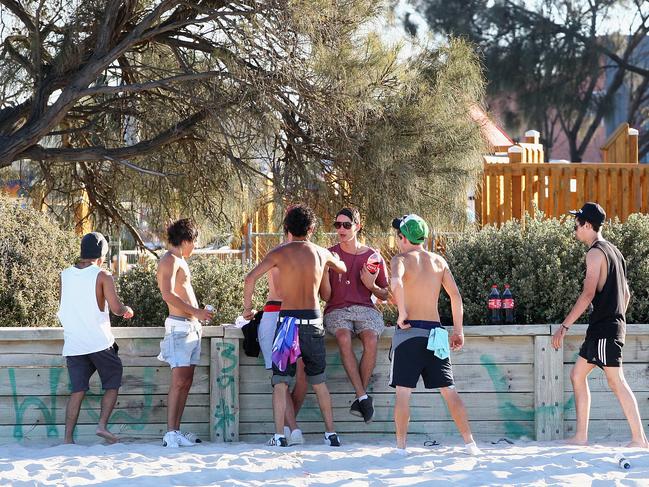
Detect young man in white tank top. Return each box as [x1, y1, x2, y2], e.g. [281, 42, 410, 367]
[58, 232, 134, 444]
[157, 219, 214, 447]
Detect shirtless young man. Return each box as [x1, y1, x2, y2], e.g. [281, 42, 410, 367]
[552, 202, 648, 448]
[258, 241, 308, 446]
[390, 214, 481, 455]
[243, 204, 346, 447]
[157, 218, 214, 448]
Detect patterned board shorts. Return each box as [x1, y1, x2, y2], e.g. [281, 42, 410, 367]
[324, 305, 385, 337]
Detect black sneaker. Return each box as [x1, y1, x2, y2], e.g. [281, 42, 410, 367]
[358, 396, 374, 423]
[267, 435, 288, 447]
[324, 433, 341, 447]
[350, 399, 363, 418]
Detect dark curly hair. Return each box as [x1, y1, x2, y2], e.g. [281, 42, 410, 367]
[283, 203, 316, 237]
[167, 218, 199, 247]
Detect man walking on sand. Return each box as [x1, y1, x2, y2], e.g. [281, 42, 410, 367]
[58, 232, 134, 444]
[552, 202, 648, 448]
[157, 218, 214, 448]
[243, 204, 347, 447]
[390, 214, 482, 455]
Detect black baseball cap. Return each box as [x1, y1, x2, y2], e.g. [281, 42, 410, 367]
[569, 202, 606, 227]
[80, 232, 109, 259]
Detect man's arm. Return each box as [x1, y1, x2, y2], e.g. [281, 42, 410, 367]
[99, 270, 134, 318]
[440, 262, 464, 351]
[319, 270, 332, 302]
[390, 255, 409, 329]
[243, 252, 278, 319]
[157, 255, 204, 318]
[360, 260, 389, 301]
[552, 248, 602, 349]
[326, 250, 347, 274]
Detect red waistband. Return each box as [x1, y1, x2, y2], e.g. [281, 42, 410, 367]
[263, 301, 282, 312]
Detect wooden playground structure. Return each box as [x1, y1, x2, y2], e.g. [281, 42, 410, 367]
[479, 124, 648, 225]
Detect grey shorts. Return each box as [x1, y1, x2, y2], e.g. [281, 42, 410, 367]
[157, 317, 202, 368]
[259, 310, 280, 370]
[324, 305, 384, 336]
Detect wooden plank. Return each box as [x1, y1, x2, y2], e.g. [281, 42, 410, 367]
[597, 168, 608, 212]
[562, 363, 649, 392]
[210, 338, 239, 442]
[534, 336, 563, 440]
[238, 364, 535, 394]
[240, 335, 535, 367]
[0, 423, 209, 443]
[537, 167, 547, 215]
[1, 366, 210, 395]
[0, 352, 210, 367]
[551, 168, 561, 216]
[621, 168, 630, 221]
[504, 165, 513, 221]
[586, 168, 596, 202]
[631, 166, 641, 214]
[239, 420, 535, 438]
[239, 392, 534, 423]
[576, 167, 586, 209]
[0, 326, 225, 341]
[642, 168, 649, 213]
[563, 391, 649, 420]
[557, 167, 567, 216]
[610, 167, 619, 218]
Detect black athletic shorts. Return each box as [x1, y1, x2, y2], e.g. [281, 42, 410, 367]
[578, 337, 623, 368]
[272, 310, 326, 386]
[66, 343, 123, 393]
[389, 336, 455, 389]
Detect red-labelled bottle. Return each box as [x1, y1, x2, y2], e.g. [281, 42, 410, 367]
[502, 284, 515, 324]
[366, 251, 381, 274]
[488, 284, 502, 324]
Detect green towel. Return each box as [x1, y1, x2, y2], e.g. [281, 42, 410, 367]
[427, 327, 450, 359]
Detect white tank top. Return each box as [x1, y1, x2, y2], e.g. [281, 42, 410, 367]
[57, 264, 114, 356]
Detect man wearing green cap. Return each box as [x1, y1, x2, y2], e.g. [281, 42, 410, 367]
[389, 215, 481, 455]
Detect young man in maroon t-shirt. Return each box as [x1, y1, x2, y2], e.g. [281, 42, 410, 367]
[320, 207, 389, 423]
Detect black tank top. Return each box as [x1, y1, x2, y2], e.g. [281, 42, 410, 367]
[587, 240, 627, 342]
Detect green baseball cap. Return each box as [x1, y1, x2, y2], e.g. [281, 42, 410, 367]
[391, 214, 429, 244]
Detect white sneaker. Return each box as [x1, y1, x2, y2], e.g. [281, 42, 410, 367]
[465, 441, 483, 456]
[284, 426, 291, 438]
[175, 431, 197, 447]
[289, 428, 304, 446]
[162, 431, 180, 448]
[267, 434, 288, 447]
[180, 431, 202, 444]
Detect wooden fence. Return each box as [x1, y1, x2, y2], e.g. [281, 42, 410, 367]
[3, 325, 649, 444]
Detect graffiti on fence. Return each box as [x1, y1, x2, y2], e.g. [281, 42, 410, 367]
[213, 341, 238, 441]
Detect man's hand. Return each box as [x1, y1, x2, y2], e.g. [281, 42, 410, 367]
[195, 308, 214, 322]
[397, 312, 410, 329]
[122, 306, 134, 319]
[450, 331, 464, 351]
[243, 309, 256, 321]
[552, 326, 566, 350]
[360, 265, 378, 290]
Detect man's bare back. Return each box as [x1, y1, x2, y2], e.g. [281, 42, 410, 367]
[157, 251, 200, 319]
[393, 249, 447, 321]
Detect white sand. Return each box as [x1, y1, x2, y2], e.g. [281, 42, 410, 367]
[1, 439, 647, 486]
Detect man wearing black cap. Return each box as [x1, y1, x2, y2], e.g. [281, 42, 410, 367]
[552, 202, 648, 448]
[58, 232, 134, 444]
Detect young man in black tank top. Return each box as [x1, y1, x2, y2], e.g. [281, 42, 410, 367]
[552, 202, 648, 448]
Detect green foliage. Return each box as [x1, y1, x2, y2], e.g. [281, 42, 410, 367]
[114, 257, 268, 327]
[441, 213, 649, 325]
[0, 195, 77, 327]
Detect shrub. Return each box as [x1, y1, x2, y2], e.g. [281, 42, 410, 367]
[441, 213, 649, 325]
[0, 195, 78, 327]
[114, 256, 268, 326]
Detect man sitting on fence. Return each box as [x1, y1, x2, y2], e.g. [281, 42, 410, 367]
[243, 204, 346, 447]
[157, 218, 214, 448]
[389, 215, 482, 456]
[552, 202, 649, 448]
[58, 232, 134, 444]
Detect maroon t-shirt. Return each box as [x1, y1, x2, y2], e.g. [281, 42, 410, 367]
[324, 243, 389, 315]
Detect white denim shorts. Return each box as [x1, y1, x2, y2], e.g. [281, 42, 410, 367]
[157, 316, 202, 368]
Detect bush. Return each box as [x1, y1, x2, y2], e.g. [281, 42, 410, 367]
[441, 213, 649, 325]
[114, 256, 268, 326]
[0, 195, 78, 327]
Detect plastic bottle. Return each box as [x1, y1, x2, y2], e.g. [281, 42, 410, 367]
[366, 251, 382, 274]
[488, 285, 502, 324]
[502, 284, 515, 324]
[615, 453, 631, 470]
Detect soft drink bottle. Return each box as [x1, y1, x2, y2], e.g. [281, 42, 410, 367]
[488, 285, 502, 324]
[366, 251, 381, 274]
[502, 284, 515, 324]
[614, 453, 631, 470]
